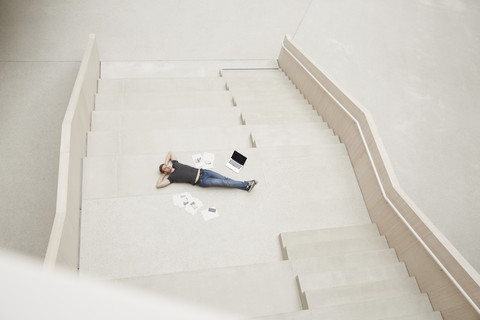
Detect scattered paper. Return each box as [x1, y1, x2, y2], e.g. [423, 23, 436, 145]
[192, 152, 215, 169]
[173, 192, 193, 208]
[185, 198, 203, 215]
[173, 193, 219, 221]
[173, 192, 203, 215]
[201, 207, 219, 221]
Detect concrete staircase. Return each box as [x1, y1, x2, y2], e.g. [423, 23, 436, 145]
[79, 65, 442, 319]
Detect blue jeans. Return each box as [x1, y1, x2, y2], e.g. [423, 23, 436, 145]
[197, 169, 249, 191]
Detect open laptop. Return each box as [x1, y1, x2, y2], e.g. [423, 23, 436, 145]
[225, 150, 247, 173]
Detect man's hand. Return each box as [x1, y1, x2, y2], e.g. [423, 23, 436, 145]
[165, 152, 178, 164]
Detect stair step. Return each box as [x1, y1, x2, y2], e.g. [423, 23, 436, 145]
[243, 112, 324, 125]
[285, 236, 389, 260]
[230, 89, 304, 100]
[82, 148, 262, 200]
[91, 108, 242, 131]
[234, 95, 306, 104]
[95, 91, 233, 110]
[304, 277, 421, 309]
[226, 79, 295, 90]
[236, 102, 313, 111]
[297, 262, 409, 292]
[309, 294, 434, 319]
[98, 77, 227, 93]
[83, 147, 356, 200]
[290, 249, 399, 274]
[113, 261, 302, 318]
[257, 143, 348, 160]
[280, 224, 380, 248]
[101, 60, 278, 78]
[249, 123, 339, 147]
[241, 108, 320, 118]
[251, 309, 312, 320]
[381, 311, 444, 320]
[86, 126, 253, 156]
[220, 69, 287, 79]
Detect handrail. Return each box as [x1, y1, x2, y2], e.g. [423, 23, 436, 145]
[280, 35, 480, 315]
[44, 34, 99, 271]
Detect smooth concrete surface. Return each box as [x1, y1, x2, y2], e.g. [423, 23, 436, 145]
[0, 0, 479, 276]
[297, 262, 409, 291]
[0, 1, 312, 61]
[292, 0, 480, 271]
[304, 277, 421, 309]
[114, 261, 302, 318]
[0, 250, 237, 320]
[79, 71, 370, 279]
[0, 62, 78, 259]
[80, 152, 370, 279]
[101, 60, 279, 79]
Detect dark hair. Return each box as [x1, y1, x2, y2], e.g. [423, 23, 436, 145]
[159, 164, 166, 173]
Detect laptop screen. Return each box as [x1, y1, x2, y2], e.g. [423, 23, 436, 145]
[232, 151, 247, 165]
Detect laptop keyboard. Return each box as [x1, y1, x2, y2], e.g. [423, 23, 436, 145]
[229, 160, 242, 169]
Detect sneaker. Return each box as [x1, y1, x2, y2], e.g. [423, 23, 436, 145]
[247, 180, 258, 192]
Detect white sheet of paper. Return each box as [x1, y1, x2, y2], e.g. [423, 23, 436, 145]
[192, 153, 203, 169]
[191, 152, 215, 169]
[201, 152, 215, 169]
[173, 192, 193, 208]
[185, 198, 203, 215]
[201, 207, 219, 221]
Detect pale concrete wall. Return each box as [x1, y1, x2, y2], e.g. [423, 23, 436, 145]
[293, 0, 480, 271]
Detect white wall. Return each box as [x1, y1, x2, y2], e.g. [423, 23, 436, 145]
[293, 0, 480, 271]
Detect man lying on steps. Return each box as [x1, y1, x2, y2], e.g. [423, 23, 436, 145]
[156, 152, 257, 192]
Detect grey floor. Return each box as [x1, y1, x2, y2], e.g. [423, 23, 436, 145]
[1, 0, 479, 272]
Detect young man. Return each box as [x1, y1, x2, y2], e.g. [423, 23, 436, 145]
[156, 152, 257, 192]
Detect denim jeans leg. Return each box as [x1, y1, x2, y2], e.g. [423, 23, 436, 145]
[198, 170, 249, 191]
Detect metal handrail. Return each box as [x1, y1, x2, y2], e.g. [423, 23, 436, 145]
[281, 39, 480, 315]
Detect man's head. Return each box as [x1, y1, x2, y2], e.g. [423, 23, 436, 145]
[159, 164, 173, 174]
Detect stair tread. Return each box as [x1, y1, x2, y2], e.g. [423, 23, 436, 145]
[91, 108, 242, 131]
[83, 148, 262, 200]
[220, 69, 287, 78]
[86, 126, 253, 156]
[98, 77, 227, 94]
[95, 91, 233, 110]
[290, 248, 399, 274]
[285, 236, 389, 260]
[112, 260, 302, 318]
[304, 277, 421, 309]
[381, 311, 444, 320]
[250, 124, 339, 147]
[253, 310, 443, 320]
[309, 294, 433, 319]
[297, 262, 410, 291]
[83, 150, 354, 200]
[280, 224, 380, 248]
